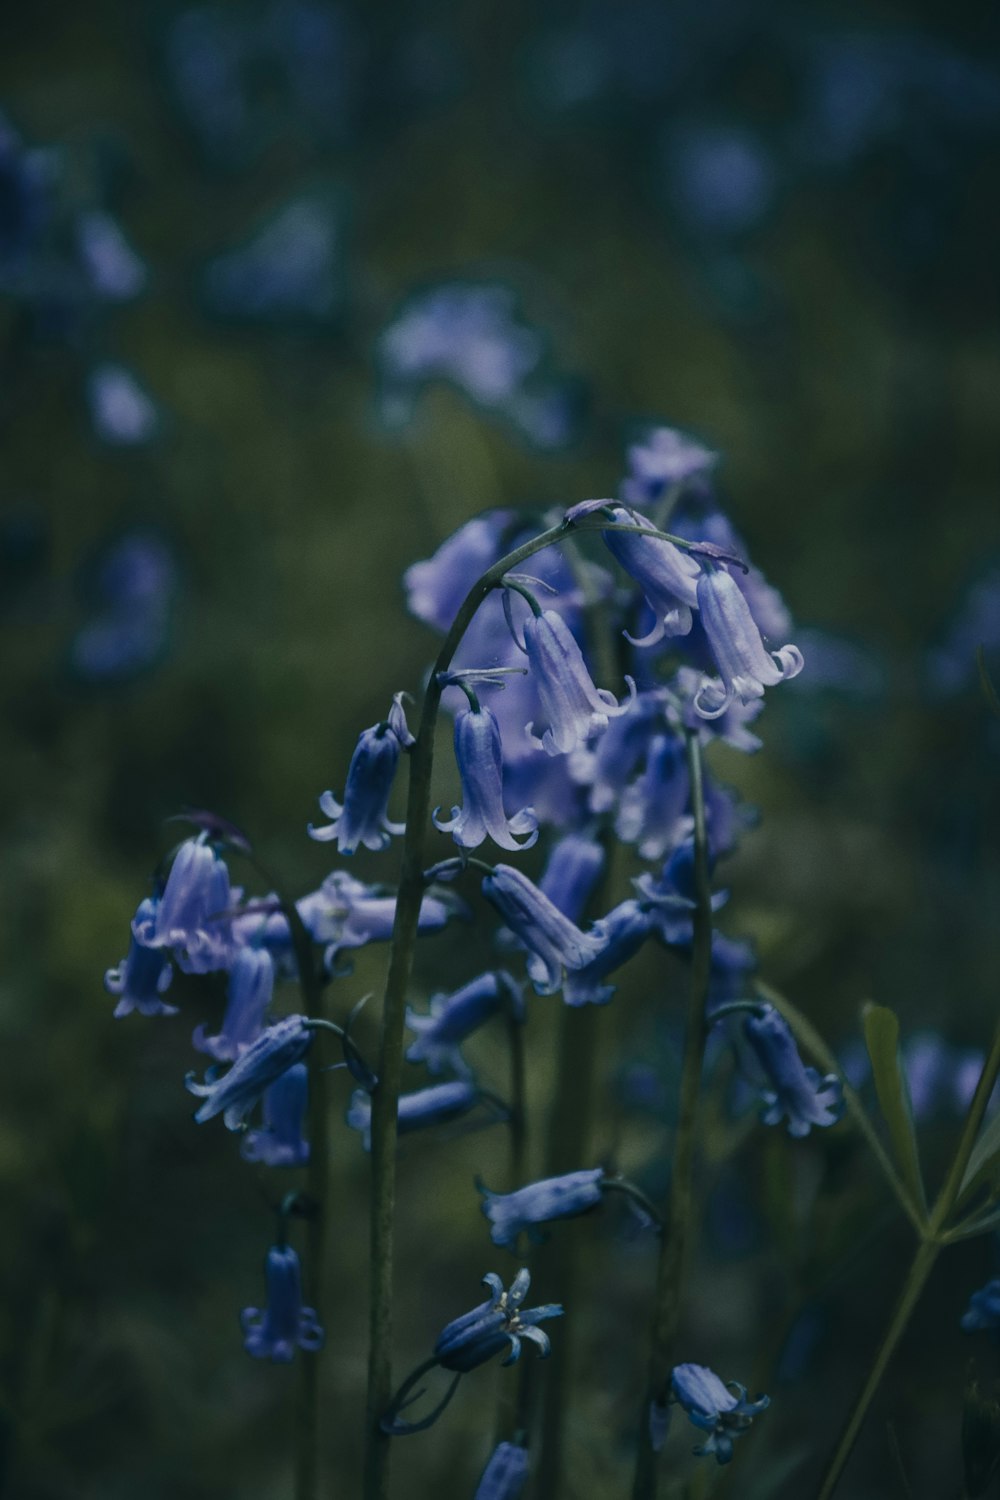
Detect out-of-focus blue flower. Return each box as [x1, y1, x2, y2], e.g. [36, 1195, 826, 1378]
[434, 706, 538, 851]
[563, 899, 653, 1007]
[694, 567, 803, 719]
[905, 1031, 983, 1120]
[479, 1168, 605, 1248]
[87, 363, 160, 446]
[482, 864, 605, 995]
[203, 193, 342, 323]
[309, 695, 413, 855]
[569, 689, 667, 814]
[187, 1014, 312, 1129]
[620, 427, 717, 509]
[962, 1280, 1000, 1333]
[665, 667, 763, 753]
[105, 900, 176, 1017]
[193, 946, 274, 1061]
[241, 1062, 309, 1167]
[677, 509, 790, 641]
[601, 504, 701, 644]
[406, 971, 523, 1077]
[927, 566, 1000, 696]
[521, 608, 636, 756]
[404, 510, 515, 632]
[615, 732, 690, 861]
[299, 869, 464, 973]
[76, 210, 147, 301]
[347, 1079, 479, 1150]
[133, 834, 234, 973]
[241, 1244, 324, 1362]
[473, 1440, 529, 1499]
[666, 123, 777, 237]
[538, 833, 605, 922]
[739, 1005, 843, 1138]
[670, 1362, 769, 1464]
[434, 1268, 562, 1371]
[0, 115, 49, 268]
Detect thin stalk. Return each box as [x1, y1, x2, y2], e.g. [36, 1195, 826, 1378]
[362, 519, 577, 1500]
[630, 730, 713, 1500]
[507, 1004, 528, 1190]
[814, 1021, 1000, 1498]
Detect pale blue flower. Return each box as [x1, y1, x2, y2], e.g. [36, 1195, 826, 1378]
[522, 608, 636, 756]
[473, 1441, 529, 1499]
[404, 510, 515, 632]
[479, 1169, 605, 1248]
[482, 864, 605, 995]
[693, 567, 803, 720]
[621, 427, 717, 508]
[241, 1244, 323, 1362]
[347, 1079, 479, 1150]
[434, 1268, 562, 1371]
[740, 1005, 843, 1137]
[670, 1362, 769, 1464]
[406, 971, 523, 1077]
[434, 706, 538, 851]
[186, 1015, 312, 1129]
[309, 694, 413, 854]
[601, 504, 701, 644]
[132, 834, 234, 973]
[563, 900, 653, 1007]
[241, 1062, 309, 1167]
[193, 946, 274, 1062]
[105, 899, 176, 1017]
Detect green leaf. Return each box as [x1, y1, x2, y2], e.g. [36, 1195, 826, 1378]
[862, 1004, 928, 1217]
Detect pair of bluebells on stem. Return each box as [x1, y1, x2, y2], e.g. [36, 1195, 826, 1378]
[382, 1269, 562, 1436]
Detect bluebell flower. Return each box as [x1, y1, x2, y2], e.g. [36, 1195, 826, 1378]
[76, 209, 147, 301]
[406, 971, 523, 1077]
[299, 869, 464, 973]
[678, 510, 791, 641]
[193, 946, 274, 1061]
[347, 1079, 479, 1150]
[693, 567, 803, 720]
[601, 504, 701, 644]
[309, 694, 413, 855]
[620, 427, 717, 508]
[569, 690, 668, 814]
[479, 1169, 605, 1248]
[104, 899, 176, 1018]
[241, 1063, 309, 1167]
[538, 833, 605, 922]
[434, 706, 538, 851]
[482, 864, 605, 996]
[203, 193, 342, 324]
[615, 732, 691, 861]
[186, 1014, 312, 1129]
[473, 1441, 529, 1499]
[904, 1031, 984, 1120]
[739, 1005, 843, 1138]
[563, 900, 654, 1007]
[434, 1268, 562, 1371]
[133, 834, 234, 973]
[404, 511, 515, 632]
[667, 123, 776, 238]
[241, 1244, 324, 1362]
[521, 608, 636, 756]
[87, 363, 160, 446]
[670, 1362, 769, 1464]
[962, 1280, 1000, 1333]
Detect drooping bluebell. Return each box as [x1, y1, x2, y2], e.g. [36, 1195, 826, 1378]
[132, 834, 234, 974]
[472, 1440, 530, 1499]
[105, 899, 176, 1018]
[693, 567, 803, 720]
[739, 1005, 843, 1137]
[434, 705, 538, 851]
[479, 1169, 605, 1248]
[434, 1268, 562, 1371]
[670, 1362, 769, 1464]
[482, 864, 605, 995]
[347, 1079, 480, 1150]
[193, 945, 274, 1061]
[241, 1062, 309, 1167]
[406, 971, 523, 1077]
[186, 1014, 312, 1129]
[520, 608, 636, 756]
[241, 1244, 324, 1362]
[309, 693, 413, 855]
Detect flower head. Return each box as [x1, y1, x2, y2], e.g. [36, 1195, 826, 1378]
[406, 971, 523, 1077]
[670, 1362, 769, 1464]
[739, 1005, 843, 1137]
[241, 1062, 309, 1167]
[105, 899, 176, 1017]
[473, 1441, 530, 1500]
[601, 505, 701, 645]
[308, 694, 413, 855]
[482, 864, 605, 996]
[615, 732, 691, 861]
[479, 1169, 605, 1248]
[347, 1079, 480, 1151]
[434, 1268, 562, 1371]
[434, 705, 538, 851]
[193, 946, 274, 1062]
[521, 608, 636, 757]
[621, 427, 717, 507]
[133, 834, 234, 973]
[298, 869, 465, 973]
[241, 1244, 324, 1362]
[693, 567, 803, 720]
[563, 899, 653, 1007]
[186, 1014, 312, 1130]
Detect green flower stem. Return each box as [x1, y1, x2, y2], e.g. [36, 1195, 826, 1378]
[362, 519, 578, 1500]
[631, 730, 713, 1500]
[815, 1020, 1000, 1499]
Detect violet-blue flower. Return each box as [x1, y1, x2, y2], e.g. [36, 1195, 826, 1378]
[563, 899, 653, 1007]
[740, 1005, 843, 1138]
[538, 833, 605, 922]
[620, 427, 717, 508]
[601, 504, 701, 645]
[569, 689, 667, 814]
[473, 1441, 529, 1500]
[520, 608, 636, 757]
[962, 1279, 1000, 1333]
[434, 1268, 562, 1371]
[404, 510, 515, 632]
[406, 971, 523, 1077]
[241, 1244, 324, 1362]
[479, 1168, 605, 1248]
[132, 834, 234, 973]
[615, 732, 691, 861]
[298, 869, 464, 973]
[482, 864, 605, 996]
[434, 705, 538, 851]
[241, 1062, 309, 1167]
[670, 1362, 769, 1464]
[186, 1014, 312, 1129]
[693, 567, 803, 720]
[193, 946, 274, 1062]
[309, 694, 413, 855]
[105, 899, 176, 1017]
[347, 1079, 480, 1150]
